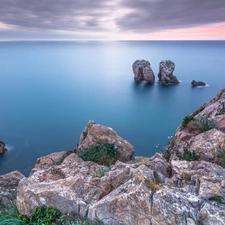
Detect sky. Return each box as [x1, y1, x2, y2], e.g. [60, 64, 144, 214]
[0, 0, 225, 40]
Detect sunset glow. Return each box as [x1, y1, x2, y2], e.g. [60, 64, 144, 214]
[0, 0, 225, 40]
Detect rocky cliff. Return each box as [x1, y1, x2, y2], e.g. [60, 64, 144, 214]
[171, 87, 225, 167]
[2, 88, 225, 224]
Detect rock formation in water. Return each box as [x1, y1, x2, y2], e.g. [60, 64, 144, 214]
[15, 86, 225, 225]
[132, 60, 155, 83]
[158, 60, 179, 85]
[0, 141, 7, 154]
[191, 80, 206, 87]
[0, 171, 24, 206]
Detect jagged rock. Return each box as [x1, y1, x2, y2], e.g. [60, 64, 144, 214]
[77, 121, 134, 162]
[184, 129, 225, 165]
[17, 142, 225, 225]
[89, 160, 225, 225]
[16, 152, 171, 223]
[0, 171, 24, 206]
[16, 153, 136, 217]
[0, 141, 7, 154]
[35, 151, 67, 169]
[132, 60, 155, 83]
[190, 87, 225, 119]
[191, 80, 206, 87]
[158, 60, 179, 85]
[171, 88, 225, 166]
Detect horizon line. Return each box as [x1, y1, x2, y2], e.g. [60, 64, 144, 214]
[0, 39, 225, 42]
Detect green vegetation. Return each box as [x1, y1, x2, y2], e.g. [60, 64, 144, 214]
[162, 149, 171, 162]
[218, 147, 225, 168]
[162, 148, 200, 162]
[209, 196, 225, 204]
[186, 120, 203, 133]
[182, 115, 216, 133]
[0, 201, 103, 225]
[23, 206, 61, 225]
[96, 166, 111, 178]
[216, 102, 225, 115]
[192, 105, 205, 116]
[198, 118, 216, 132]
[182, 116, 195, 128]
[0, 200, 24, 225]
[216, 111, 225, 116]
[177, 149, 200, 161]
[79, 143, 119, 166]
[54, 153, 68, 165]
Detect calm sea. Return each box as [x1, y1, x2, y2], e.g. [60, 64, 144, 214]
[0, 41, 225, 176]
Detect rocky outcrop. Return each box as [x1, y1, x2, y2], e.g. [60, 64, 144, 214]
[77, 120, 134, 162]
[171, 87, 225, 166]
[158, 60, 179, 85]
[0, 171, 24, 206]
[35, 151, 68, 169]
[132, 60, 155, 83]
[16, 150, 225, 225]
[0, 141, 7, 154]
[14, 88, 225, 224]
[191, 80, 206, 87]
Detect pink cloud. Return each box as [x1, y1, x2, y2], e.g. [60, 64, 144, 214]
[126, 22, 225, 40]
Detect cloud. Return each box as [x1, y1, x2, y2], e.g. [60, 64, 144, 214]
[0, 0, 115, 31]
[0, 0, 225, 39]
[117, 0, 225, 32]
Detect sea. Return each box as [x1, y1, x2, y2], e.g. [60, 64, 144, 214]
[0, 40, 225, 176]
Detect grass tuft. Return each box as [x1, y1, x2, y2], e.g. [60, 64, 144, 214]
[182, 116, 195, 128]
[0, 201, 103, 225]
[79, 143, 119, 166]
[177, 149, 200, 161]
[209, 196, 225, 204]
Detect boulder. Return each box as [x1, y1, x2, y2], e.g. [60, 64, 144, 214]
[158, 60, 179, 85]
[77, 121, 134, 162]
[16, 153, 137, 217]
[191, 80, 206, 87]
[132, 60, 155, 83]
[0, 141, 7, 154]
[0, 171, 25, 206]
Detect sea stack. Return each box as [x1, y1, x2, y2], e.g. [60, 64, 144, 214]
[191, 80, 206, 87]
[0, 141, 7, 154]
[158, 60, 179, 85]
[132, 60, 155, 84]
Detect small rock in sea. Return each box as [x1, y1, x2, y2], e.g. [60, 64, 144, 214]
[132, 60, 155, 83]
[0, 141, 7, 154]
[191, 80, 206, 87]
[158, 60, 179, 85]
